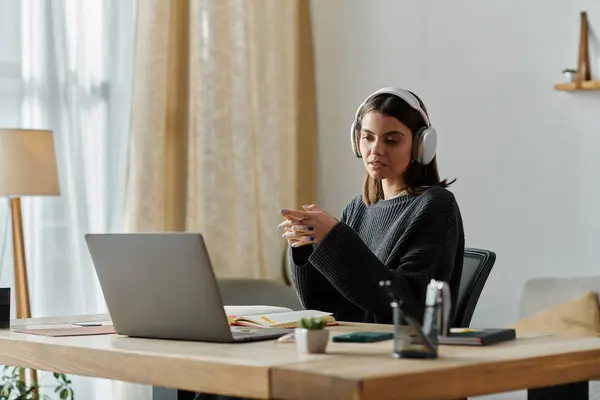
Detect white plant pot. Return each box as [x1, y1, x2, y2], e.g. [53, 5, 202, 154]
[563, 71, 577, 82]
[294, 328, 329, 354]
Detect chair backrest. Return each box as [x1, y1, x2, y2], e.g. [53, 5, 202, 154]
[217, 278, 304, 311]
[453, 248, 496, 327]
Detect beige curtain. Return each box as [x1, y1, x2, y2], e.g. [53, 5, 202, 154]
[125, 0, 317, 281]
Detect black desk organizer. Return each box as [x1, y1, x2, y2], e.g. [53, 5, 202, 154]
[379, 279, 452, 359]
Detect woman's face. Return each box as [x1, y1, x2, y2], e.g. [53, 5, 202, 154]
[358, 111, 413, 183]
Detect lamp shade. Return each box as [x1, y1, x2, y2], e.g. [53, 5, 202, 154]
[0, 129, 60, 196]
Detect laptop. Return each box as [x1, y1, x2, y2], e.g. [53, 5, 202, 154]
[84, 232, 292, 343]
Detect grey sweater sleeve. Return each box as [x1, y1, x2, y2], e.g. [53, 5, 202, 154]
[309, 195, 459, 321]
[287, 207, 351, 312]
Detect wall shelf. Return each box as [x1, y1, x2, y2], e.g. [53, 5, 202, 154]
[554, 11, 598, 92]
[554, 80, 600, 91]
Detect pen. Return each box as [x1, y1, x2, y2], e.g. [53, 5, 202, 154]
[378, 280, 402, 306]
[261, 316, 276, 325]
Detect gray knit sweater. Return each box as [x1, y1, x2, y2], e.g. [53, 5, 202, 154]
[289, 186, 465, 325]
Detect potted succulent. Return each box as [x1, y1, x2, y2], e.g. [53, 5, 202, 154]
[562, 68, 578, 82]
[295, 317, 329, 354]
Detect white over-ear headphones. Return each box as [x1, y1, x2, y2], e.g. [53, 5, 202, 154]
[350, 86, 437, 165]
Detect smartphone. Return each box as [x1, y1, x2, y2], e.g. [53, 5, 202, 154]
[332, 332, 394, 343]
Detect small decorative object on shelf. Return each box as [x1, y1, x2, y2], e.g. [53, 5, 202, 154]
[294, 317, 329, 354]
[561, 68, 577, 82]
[554, 11, 600, 91]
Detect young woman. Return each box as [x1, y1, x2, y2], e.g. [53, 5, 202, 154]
[280, 87, 465, 325]
[195, 88, 464, 400]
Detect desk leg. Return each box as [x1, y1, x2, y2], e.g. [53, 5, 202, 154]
[152, 387, 196, 400]
[528, 381, 588, 400]
[176, 390, 196, 400]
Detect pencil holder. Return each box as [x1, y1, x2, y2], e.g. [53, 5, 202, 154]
[379, 280, 438, 359]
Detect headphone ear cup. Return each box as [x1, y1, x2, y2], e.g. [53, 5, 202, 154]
[350, 121, 362, 158]
[412, 126, 437, 165]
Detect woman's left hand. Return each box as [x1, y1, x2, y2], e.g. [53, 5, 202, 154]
[279, 204, 339, 247]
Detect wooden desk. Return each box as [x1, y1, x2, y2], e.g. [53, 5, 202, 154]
[272, 331, 600, 399]
[0, 314, 300, 399]
[1, 315, 599, 400]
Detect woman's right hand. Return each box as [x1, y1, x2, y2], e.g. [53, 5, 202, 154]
[279, 218, 314, 248]
[278, 204, 321, 248]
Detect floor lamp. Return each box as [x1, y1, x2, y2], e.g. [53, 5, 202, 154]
[0, 128, 60, 395]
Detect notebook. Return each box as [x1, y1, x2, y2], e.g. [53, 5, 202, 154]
[438, 328, 516, 346]
[224, 306, 336, 328]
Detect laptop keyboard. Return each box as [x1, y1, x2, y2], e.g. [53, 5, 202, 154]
[231, 326, 258, 333]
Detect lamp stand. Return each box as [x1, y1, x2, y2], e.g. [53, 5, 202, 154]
[9, 197, 38, 398]
[10, 197, 31, 319]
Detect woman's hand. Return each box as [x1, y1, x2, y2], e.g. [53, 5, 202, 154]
[279, 204, 339, 247]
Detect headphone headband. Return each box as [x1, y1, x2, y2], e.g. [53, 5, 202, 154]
[350, 86, 437, 164]
[353, 87, 431, 127]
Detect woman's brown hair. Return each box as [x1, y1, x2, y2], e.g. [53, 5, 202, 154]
[355, 91, 455, 205]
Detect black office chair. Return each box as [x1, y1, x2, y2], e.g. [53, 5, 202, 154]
[452, 248, 496, 327]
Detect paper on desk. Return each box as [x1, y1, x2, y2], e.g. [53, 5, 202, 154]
[223, 305, 293, 318]
[12, 322, 115, 337]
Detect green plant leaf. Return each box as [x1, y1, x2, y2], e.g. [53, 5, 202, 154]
[1, 384, 12, 397]
[297, 317, 326, 330]
[0, 368, 75, 400]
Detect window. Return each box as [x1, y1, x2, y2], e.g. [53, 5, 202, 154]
[0, 0, 135, 316]
[0, 0, 22, 126]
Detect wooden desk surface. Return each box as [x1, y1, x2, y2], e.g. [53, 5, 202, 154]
[0, 314, 300, 399]
[272, 331, 600, 399]
[2, 315, 600, 399]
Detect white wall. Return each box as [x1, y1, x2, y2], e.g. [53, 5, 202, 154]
[311, 0, 600, 328]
